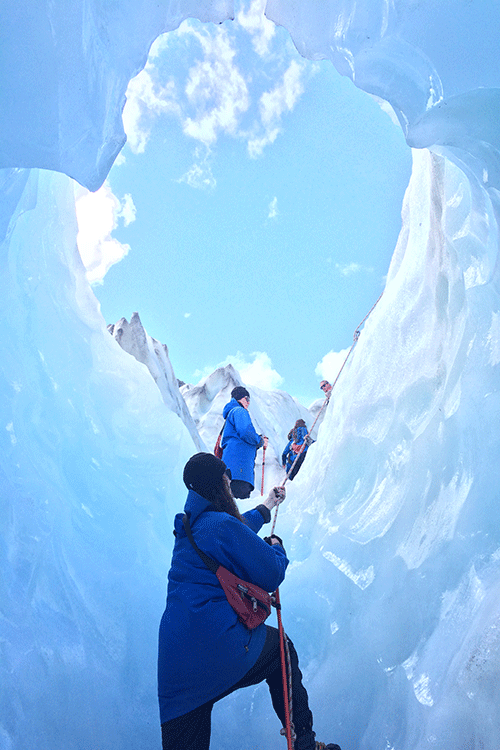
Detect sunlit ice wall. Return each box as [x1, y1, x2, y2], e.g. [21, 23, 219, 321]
[279, 148, 500, 750]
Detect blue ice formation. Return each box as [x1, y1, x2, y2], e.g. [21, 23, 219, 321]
[1, 2, 500, 750]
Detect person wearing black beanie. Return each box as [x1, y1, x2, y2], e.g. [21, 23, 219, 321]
[182, 451, 228, 498]
[182, 452, 244, 520]
[219, 386, 268, 498]
[230, 385, 250, 402]
[158, 454, 342, 750]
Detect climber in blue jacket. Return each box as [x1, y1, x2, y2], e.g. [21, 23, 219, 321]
[158, 452, 341, 750]
[221, 385, 268, 498]
[282, 419, 314, 480]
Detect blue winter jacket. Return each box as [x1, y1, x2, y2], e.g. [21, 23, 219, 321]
[282, 425, 310, 472]
[158, 489, 288, 723]
[221, 398, 263, 487]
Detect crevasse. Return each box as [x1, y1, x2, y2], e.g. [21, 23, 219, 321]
[1, 2, 500, 749]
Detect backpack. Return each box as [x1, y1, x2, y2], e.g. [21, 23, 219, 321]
[213, 408, 238, 459]
[214, 425, 225, 459]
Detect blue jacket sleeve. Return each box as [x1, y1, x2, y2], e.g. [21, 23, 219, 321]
[243, 504, 271, 532]
[216, 516, 289, 593]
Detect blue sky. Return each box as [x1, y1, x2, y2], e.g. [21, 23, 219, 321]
[76, 0, 412, 407]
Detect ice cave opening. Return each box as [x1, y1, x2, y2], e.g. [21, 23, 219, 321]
[83, 14, 412, 410]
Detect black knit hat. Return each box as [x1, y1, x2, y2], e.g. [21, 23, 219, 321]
[231, 386, 250, 401]
[183, 452, 228, 498]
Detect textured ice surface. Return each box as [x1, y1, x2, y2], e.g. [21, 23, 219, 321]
[1, 2, 500, 750]
[109, 312, 205, 450]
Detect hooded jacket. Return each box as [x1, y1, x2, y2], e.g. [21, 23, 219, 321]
[158, 489, 288, 723]
[221, 398, 263, 487]
[282, 424, 310, 471]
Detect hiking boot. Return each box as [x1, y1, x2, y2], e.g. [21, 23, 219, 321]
[294, 729, 341, 750]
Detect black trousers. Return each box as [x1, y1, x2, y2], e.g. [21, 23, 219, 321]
[288, 452, 306, 481]
[230, 479, 253, 499]
[161, 626, 315, 750]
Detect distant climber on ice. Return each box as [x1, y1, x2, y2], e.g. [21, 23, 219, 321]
[282, 419, 314, 480]
[220, 386, 267, 498]
[320, 380, 333, 397]
[157, 451, 342, 750]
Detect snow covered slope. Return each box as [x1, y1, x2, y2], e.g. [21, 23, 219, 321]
[181, 363, 320, 492]
[106, 318, 323, 494]
[109, 311, 205, 450]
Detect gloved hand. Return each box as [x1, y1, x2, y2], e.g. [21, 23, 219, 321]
[263, 486, 286, 510]
[305, 434, 314, 446]
[264, 534, 286, 554]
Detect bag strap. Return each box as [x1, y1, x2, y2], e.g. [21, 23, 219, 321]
[217, 406, 237, 440]
[217, 407, 239, 444]
[225, 407, 240, 427]
[182, 514, 219, 574]
[216, 419, 226, 440]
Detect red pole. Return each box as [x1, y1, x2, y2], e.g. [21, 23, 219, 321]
[260, 444, 267, 495]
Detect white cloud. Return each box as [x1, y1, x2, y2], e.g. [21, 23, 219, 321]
[268, 196, 278, 219]
[180, 23, 250, 146]
[247, 127, 281, 158]
[184, 312, 191, 318]
[195, 351, 284, 390]
[248, 59, 306, 157]
[114, 151, 126, 167]
[148, 33, 171, 60]
[123, 23, 251, 155]
[240, 352, 284, 390]
[315, 348, 351, 383]
[123, 63, 181, 153]
[335, 262, 374, 276]
[237, 0, 276, 57]
[121, 18, 312, 171]
[260, 60, 305, 126]
[177, 146, 216, 190]
[75, 182, 135, 284]
[119, 193, 136, 226]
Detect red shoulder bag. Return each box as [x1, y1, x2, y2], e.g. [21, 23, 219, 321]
[182, 514, 273, 630]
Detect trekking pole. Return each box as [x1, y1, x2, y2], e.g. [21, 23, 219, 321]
[261, 443, 267, 495]
[275, 588, 294, 750]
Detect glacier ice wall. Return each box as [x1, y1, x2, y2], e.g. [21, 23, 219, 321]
[2, 2, 500, 750]
[278, 148, 500, 750]
[266, 0, 500, 193]
[0, 168, 196, 749]
[0, 0, 233, 190]
[108, 311, 205, 450]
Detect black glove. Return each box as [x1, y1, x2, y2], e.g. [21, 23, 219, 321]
[264, 534, 286, 555]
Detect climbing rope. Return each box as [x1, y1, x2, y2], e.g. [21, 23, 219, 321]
[275, 588, 295, 749]
[270, 292, 383, 747]
[273, 290, 383, 531]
